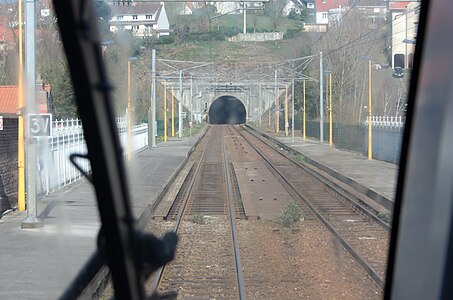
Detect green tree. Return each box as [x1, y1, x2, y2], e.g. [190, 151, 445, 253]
[94, 0, 112, 36]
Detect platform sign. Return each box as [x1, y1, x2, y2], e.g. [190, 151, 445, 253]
[285, 122, 289, 128]
[29, 114, 52, 137]
[189, 121, 193, 128]
[181, 111, 187, 119]
[0, 116, 3, 131]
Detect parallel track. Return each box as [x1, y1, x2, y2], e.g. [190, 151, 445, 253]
[234, 125, 389, 289]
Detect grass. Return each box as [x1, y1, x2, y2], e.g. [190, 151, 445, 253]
[191, 214, 205, 224]
[275, 202, 303, 227]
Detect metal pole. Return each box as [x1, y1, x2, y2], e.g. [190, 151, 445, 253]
[291, 78, 295, 142]
[127, 60, 132, 160]
[368, 59, 372, 160]
[259, 84, 262, 127]
[190, 76, 193, 137]
[268, 93, 271, 127]
[164, 80, 167, 142]
[151, 49, 157, 147]
[243, 2, 246, 34]
[329, 72, 333, 147]
[319, 51, 324, 144]
[274, 70, 278, 133]
[303, 80, 306, 142]
[285, 84, 288, 136]
[17, 0, 25, 212]
[22, 0, 41, 228]
[171, 85, 175, 137]
[179, 70, 183, 138]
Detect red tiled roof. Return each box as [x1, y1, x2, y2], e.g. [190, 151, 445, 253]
[316, 0, 350, 12]
[0, 86, 48, 116]
[389, 1, 410, 10]
[0, 86, 18, 114]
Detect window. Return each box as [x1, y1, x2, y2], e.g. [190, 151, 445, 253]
[133, 15, 138, 20]
[322, 12, 328, 19]
[117, 16, 123, 20]
[374, 8, 380, 13]
[307, 3, 314, 9]
[146, 15, 152, 20]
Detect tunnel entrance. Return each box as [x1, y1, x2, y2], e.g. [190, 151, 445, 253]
[208, 96, 246, 124]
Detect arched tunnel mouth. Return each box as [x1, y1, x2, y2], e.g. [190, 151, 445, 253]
[208, 96, 246, 124]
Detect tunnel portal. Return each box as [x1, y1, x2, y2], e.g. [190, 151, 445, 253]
[208, 96, 246, 124]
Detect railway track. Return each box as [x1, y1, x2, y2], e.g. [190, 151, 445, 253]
[234, 125, 390, 289]
[151, 126, 245, 299]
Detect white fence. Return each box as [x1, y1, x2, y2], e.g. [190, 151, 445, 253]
[365, 116, 405, 128]
[37, 118, 148, 196]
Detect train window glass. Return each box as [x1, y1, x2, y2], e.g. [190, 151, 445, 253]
[0, 0, 423, 298]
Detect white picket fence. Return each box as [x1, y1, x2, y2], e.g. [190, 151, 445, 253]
[365, 116, 405, 128]
[37, 118, 148, 196]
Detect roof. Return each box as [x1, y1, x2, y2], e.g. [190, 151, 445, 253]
[0, 85, 49, 116]
[389, 1, 410, 10]
[315, 0, 350, 12]
[0, 86, 18, 114]
[356, 0, 388, 7]
[110, 2, 162, 16]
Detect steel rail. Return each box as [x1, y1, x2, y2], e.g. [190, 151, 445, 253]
[150, 126, 245, 298]
[234, 125, 385, 289]
[245, 124, 392, 228]
[222, 135, 246, 300]
[148, 127, 213, 294]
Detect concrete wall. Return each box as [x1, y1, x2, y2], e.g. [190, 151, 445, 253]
[0, 118, 18, 213]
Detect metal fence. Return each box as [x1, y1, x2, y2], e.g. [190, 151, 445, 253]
[37, 118, 148, 196]
[303, 116, 404, 164]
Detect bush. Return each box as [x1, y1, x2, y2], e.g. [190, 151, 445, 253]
[192, 215, 205, 224]
[276, 202, 302, 227]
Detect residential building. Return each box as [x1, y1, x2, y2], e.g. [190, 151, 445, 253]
[315, 0, 349, 25]
[354, 0, 388, 26]
[109, 2, 170, 37]
[390, 1, 420, 68]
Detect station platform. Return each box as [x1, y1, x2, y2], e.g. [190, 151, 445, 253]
[254, 127, 398, 209]
[0, 131, 205, 299]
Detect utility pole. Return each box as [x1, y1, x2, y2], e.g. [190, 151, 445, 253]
[319, 51, 324, 144]
[150, 49, 157, 148]
[179, 70, 183, 138]
[243, 2, 247, 34]
[329, 72, 333, 147]
[22, 0, 41, 228]
[258, 84, 262, 127]
[274, 70, 278, 132]
[303, 80, 306, 142]
[291, 77, 295, 142]
[368, 59, 372, 160]
[189, 76, 193, 137]
[285, 84, 288, 136]
[164, 80, 167, 142]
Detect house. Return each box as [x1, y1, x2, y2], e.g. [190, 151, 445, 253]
[315, 0, 349, 25]
[0, 85, 50, 118]
[109, 2, 170, 37]
[282, 0, 316, 24]
[355, 0, 388, 26]
[389, 1, 420, 68]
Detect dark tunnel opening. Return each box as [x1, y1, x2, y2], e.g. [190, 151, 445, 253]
[208, 96, 246, 124]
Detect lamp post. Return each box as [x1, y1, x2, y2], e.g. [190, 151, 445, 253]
[164, 80, 167, 142]
[324, 69, 333, 147]
[127, 57, 137, 161]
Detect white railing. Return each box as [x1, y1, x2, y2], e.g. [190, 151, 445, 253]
[38, 118, 148, 196]
[365, 116, 405, 128]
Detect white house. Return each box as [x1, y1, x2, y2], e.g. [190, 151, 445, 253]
[390, 1, 420, 68]
[109, 2, 170, 37]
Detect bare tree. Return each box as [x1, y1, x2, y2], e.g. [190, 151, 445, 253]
[264, 0, 286, 32]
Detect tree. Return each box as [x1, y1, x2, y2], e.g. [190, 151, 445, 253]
[94, 0, 112, 36]
[264, 0, 286, 32]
